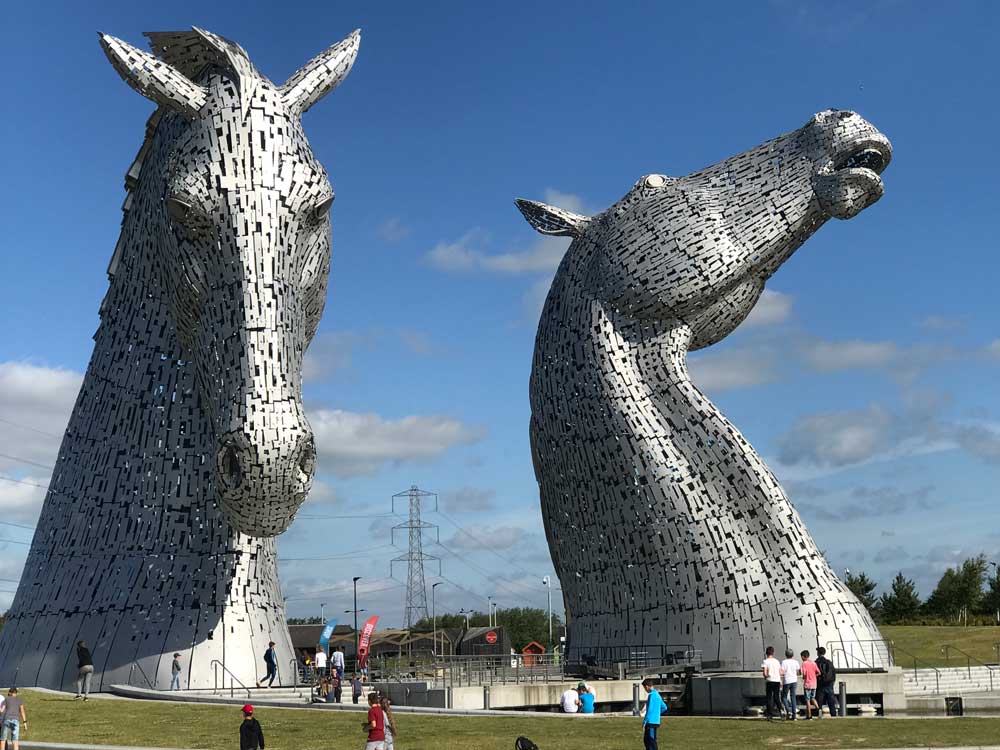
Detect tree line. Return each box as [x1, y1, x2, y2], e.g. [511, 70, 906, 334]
[845, 555, 1000, 625]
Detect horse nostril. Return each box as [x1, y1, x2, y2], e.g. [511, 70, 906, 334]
[219, 443, 243, 490]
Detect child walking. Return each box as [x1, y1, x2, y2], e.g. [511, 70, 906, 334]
[239, 705, 265, 750]
[380, 695, 397, 750]
[362, 692, 385, 750]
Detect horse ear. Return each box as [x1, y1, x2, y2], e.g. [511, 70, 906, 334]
[515, 199, 591, 238]
[281, 29, 361, 116]
[99, 33, 207, 117]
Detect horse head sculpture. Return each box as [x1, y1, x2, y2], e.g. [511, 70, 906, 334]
[99, 28, 359, 535]
[519, 111, 894, 669]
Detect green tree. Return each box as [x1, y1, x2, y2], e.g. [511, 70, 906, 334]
[978, 564, 1000, 622]
[287, 616, 324, 625]
[924, 555, 988, 624]
[844, 571, 879, 613]
[413, 607, 562, 651]
[878, 573, 922, 624]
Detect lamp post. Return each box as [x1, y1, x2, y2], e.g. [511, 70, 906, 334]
[542, 575, 553, 653]
[459, 608, 471, 630]
[352, 576, 361, 666]
[320, 602, 326, 623]
[432, 582, 444, 656]
[487, 596, 493, 627]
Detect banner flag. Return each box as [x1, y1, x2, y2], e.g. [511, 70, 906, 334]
[318, 618, 338, 648]
[357, 615, 380, 667]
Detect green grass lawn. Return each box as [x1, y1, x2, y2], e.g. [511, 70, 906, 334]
[15, 690, 1000, 750]
[882, 625, 1000, 668]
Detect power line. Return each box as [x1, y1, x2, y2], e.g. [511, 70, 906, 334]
[431, 539, 549, 609]
[0, 453, 54, 471]
[436, 508, 543, 580]
[297, 512, 397, 520]
[0, 416, 63, 439]
[278, 544, 395, 562]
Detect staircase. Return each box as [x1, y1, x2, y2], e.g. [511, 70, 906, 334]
[902, 666, 999, 696]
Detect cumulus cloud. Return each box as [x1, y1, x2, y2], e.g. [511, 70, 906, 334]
[688, 349, 778, 392]
[744, 290, 793, 328]
[0, 361, 82, 471]
[445, 524, 528, 552]
[309, 409, 484, 478]
[442, 487, 497, 513]
[302, 331, 364, 382]
[776, 405, 896, 468]
[799, 340, 898, 372]
[953, 424, 1000, 463]
[377, 217, 411, 243]
[874, 545, 910, 564]
[797, 485, 934, 523]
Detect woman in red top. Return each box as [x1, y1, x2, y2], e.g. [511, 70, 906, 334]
[362, 691, 385, 750]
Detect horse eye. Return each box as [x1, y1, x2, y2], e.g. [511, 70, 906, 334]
[312, 195, 335, 222]
[166, 196, 193, 222]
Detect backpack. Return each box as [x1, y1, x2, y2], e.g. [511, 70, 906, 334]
[515, 737, 539, 750]
[819, 657, 836, 685]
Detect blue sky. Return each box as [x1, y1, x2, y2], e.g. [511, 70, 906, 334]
[1, 0, 998, 625]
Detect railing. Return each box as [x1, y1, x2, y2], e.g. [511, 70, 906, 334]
[890, 643, 942, 694]
[288, 658, 304, 686]
[942, 644, 997, 692]
[211, 659, 252, 699]
[825, 638, 893, 670]
[563, 643, 702, 672]
[127, 661, 157, 689]
[372, 652, 570, 688]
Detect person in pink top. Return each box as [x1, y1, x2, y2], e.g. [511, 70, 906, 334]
[800, 650, 821, 720]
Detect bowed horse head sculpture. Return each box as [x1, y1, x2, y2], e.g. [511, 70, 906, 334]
[519, 110, 893, 669]
[100, 27, 360, 535]
[0, 27, 358, 692]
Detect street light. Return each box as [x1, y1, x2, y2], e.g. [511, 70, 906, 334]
[320, 602, 326, 623]
[487, 596, 493, 627]
[352, 577, 362, 666]
[542, 576, 553, 653]
[459, 608, 471, 630]
[432, 582, 444, 656]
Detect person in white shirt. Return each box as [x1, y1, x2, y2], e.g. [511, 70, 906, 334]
[559, 687, 581, 713]
[761, 646, 783, 720]
[314, 644, 328, 682]
[780, 648, 801, 720]
[331, 645, 346, 680]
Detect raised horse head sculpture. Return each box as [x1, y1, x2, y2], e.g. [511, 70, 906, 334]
[519, 111, 893, 669]
[0, 28, 359, 691]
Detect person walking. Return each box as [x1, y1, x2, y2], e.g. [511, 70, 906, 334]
[362, 692, 385, 750]
[640, 677, 666, 750]
[314, 644, 328, 683]
[75, 640, 94, 701]
[352, 674, 363, 705]
[780, 648, 800, 720]
[256, 641, 278, 688]
[239, 704, 265, 750]
[332, 674, 343, 704]
[800, 650, 820, 719]
[332, 645, 346, 681]
[761, 646, 783, 720]
[0, 687, 27, 750]
[170, 653, 182, 691]
[380, 694, 397, 750]
[814, 647, 839, 717]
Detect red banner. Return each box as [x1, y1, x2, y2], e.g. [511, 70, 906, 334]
[357, 615, 379, 668]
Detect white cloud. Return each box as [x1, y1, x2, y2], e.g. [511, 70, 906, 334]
[442, 487, 497, 513]
[776, 405, 895, 467]
[0, 361, 82, 472]
[953, 424, 1000, 463]
[744, 290, 793, 327]
[0, 474, 47, 524]
[918, 315, 963, 333]
[446, 524, 527, 552]
[687, 349, 778, 392]
[302, 331, 363, 382]
[309, 409, 484, 478]
[426, 230, 570, 274]
[800, 340, 898, 372]
[986, 340, 1000, 360]
[377, 217, 411, 243]
[398, 330, 436, 356]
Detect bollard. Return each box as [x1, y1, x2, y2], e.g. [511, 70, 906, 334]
[632, 682, 641, 716]
[838, 680, 847, 717]
[484, 685, 490, 710]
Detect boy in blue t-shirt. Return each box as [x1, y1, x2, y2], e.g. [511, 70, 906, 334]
[641, 677, 667, 750]
[579, 683, 596, 714]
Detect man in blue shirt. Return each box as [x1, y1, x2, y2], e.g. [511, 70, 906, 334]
[641, 677, 667, 749]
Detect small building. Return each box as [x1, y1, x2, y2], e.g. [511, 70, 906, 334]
[457, 626, 510, 656]
[521, 640, 546, 666]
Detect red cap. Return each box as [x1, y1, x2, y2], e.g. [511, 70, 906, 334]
[242, 704, 254, 715]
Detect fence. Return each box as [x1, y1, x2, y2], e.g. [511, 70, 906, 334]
[826, 638, 894, 670]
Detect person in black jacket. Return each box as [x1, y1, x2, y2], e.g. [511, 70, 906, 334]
[814, 647, 839, 717]
[239, 705, 264, 750]
[75, 641, 94, 701]
[256, 642, 277, 688]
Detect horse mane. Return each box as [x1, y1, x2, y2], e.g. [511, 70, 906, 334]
[105, 29, 262, 287]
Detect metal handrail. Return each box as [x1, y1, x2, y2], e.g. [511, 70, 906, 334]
[127, 661, 156, 689]
[942, 644, 997, 692]
[288, 658, 302, 687]
[825, 638, 893, 670]
[889, 642, 942, 694]
[831, 648, 876, 671]
[210, 659, 251, 698]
